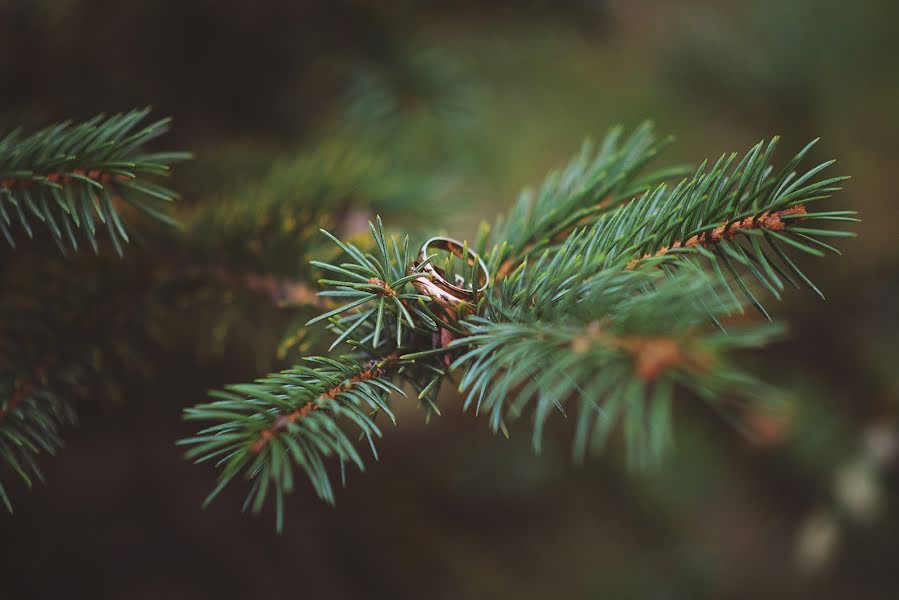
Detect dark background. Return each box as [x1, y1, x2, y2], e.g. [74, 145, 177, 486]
[2, 1, 898, 598]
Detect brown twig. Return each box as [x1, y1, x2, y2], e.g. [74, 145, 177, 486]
[0, 169, 129, 189]
[628, 204, 807, 269]
[250, 353, 399, 454]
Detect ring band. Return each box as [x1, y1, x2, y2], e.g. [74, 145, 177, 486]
[415, 237, 490, 302]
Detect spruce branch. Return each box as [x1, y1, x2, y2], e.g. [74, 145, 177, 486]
[182, 128, 856, 529]
[248, 353, 401, 455]
[629, 204, 808, 266]
[453, 263, 783, 466]
[0, 352, 80, 513]
[492, 122, 686, 277]
[0, 108, 191, 254]
[527, 136, 856, 315]
[0, 250, 190, 512]
[180, 355, 405, 532]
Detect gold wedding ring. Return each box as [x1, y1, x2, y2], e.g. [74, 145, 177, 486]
[412, 237, 490, 308]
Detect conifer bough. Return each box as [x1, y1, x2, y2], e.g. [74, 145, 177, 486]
[182, 123, 857, 531]
[0, 109, 189, 513]
[0, 108, 191, 254]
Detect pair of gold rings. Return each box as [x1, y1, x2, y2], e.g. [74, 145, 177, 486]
[413, 237, 490, 309]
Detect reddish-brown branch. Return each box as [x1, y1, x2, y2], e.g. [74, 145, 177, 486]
[250, 354, 399, 454]
[0, 169, 129, 190]
[628, 204, 807, 269]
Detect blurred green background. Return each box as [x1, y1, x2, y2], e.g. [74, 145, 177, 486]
[1, 1, 897, 598]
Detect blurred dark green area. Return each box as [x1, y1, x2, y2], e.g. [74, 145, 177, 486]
[2, 0, 898, 598]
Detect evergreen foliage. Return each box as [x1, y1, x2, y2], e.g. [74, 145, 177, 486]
[186, 143, 436, 279]
[0, 110, 190, 512]
[0, 113, 859, 527]
[0, 109, 190, 255]
[0, 338, 80, 513]
[181, 124, 856, 530]
[0, 110, 435, 513]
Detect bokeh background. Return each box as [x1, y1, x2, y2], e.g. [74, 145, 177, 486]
[2, 1, 898, 598]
